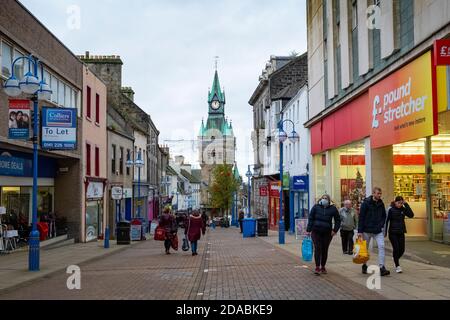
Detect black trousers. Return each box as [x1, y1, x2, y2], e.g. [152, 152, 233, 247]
[164, 239, 171, 251]
[239, 220, 243, 233]
[311, 231, 332, 268]
[340, 230, 354, 253]
[389, 233, 405, 267]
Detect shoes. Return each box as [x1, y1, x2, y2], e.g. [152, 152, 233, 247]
[321, 267, 327, 274]
[380, 266, 391, 276]
[192, 252, 195, 256]
[314, 267, 321, 275]
[395, 266, 403, 273]
[362, 264, 368, 274]
[347, 252, 354, 255]
[166, 251, 171, 255]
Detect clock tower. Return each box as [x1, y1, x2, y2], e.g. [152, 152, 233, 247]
[198, 69, 236, 213]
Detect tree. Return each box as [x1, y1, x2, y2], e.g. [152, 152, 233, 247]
[208, 164, 238, 219]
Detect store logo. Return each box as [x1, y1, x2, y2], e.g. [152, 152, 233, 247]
[47, 110, 73, 127]
[66, 265, 81, 290]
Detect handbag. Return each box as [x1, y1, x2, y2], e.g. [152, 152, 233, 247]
[301, 236, 313, 262]
[353, 238, 370, 264]
[154, 226, 166, 241]
[182, 216, 191, 252]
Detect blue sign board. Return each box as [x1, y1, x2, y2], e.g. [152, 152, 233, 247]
[0, 150, 55, 178]
[0, 155, 29, 176]
[42, 107, 77, 150]
[292, 175, 309, 192]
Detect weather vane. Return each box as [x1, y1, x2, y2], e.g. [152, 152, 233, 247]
[214, 56, 219, 70]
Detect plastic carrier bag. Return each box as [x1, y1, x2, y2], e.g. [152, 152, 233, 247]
[353, 239, 370, 264]
[301, 236, 313, 262]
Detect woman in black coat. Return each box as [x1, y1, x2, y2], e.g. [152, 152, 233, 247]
[385, 196, 414, 273]
[306, 194, 341, 275]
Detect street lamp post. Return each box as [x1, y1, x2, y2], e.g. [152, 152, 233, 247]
[246, 166, 252, 218]
[278, 119, 300, 245]
[3, 55, 52, 271]
[127, 150, 144, 239]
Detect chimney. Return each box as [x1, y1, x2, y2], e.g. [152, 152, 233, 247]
[121, 87, 135, 102]
[175, 155, 185, 165]
[85, 51, 90, 58]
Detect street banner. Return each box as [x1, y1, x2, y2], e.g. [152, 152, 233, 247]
[8, 99, 30, 140]
[369, 51, 436, 148]
[42, 107, 77, 150]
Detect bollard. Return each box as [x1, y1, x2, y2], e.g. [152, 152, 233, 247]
[104, 227, 110, 249]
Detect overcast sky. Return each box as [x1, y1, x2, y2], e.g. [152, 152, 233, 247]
[20, 0, 307, 175]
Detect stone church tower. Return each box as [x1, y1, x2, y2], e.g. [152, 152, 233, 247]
[198, 70, 236, 213]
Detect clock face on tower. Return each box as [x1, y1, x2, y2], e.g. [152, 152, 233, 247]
[211, 101, 220, 110]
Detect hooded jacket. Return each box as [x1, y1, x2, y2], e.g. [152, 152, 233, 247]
[358, 196, 387, 234]
[307, 203, 341, 233]
[385, 202, 414, 235]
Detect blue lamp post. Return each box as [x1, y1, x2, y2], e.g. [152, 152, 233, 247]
[127, 150, 144, 219]
[3, 55, 52, 271]
[278, 119, 300, 245]
[245, 166, 253, 218]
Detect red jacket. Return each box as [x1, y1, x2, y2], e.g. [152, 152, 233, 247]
[185, 214, 205, 242]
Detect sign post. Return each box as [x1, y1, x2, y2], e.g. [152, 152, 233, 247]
[111, 186, 123, 239]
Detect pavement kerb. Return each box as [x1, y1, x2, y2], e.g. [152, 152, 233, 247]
[0, 240, 143, 295]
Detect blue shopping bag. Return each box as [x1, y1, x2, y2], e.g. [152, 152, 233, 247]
[301, 236, 313, 262]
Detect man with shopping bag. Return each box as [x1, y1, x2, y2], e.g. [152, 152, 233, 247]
[357, 187, 390, 276]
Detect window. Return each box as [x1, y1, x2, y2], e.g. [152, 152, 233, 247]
[58, 80, 65, 106]
[95, 147, 100, 177]
[51, 75, 58, 103]
[352, 1, 358, 30]
[86, 144, 91, 176]
[1, 41, 13, 78]
[13, 50, 24, 80]
[119, 147, 124, 175]
[86, 86, 92, 118]
[126, 149, 131, 175]
[111, 144, 116, 174]
[95, 93, 100, 124]
[65, 85, 71, 108]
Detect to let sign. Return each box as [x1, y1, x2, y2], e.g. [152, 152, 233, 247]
[259, 186, 268, 197]
[434, 39, 450, 65]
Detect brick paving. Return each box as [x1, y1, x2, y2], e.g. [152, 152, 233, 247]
[0, 228, 383, 300]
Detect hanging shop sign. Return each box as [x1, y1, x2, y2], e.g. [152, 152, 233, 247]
[292, 175, 309, 192]
[283, 173, 290, 190]
[123, 188, 133, 199]
[259, 185, 268, 197]
[87, 181, 104, 199]
[111, 186, 123, 200]
[434, 39, 450, 66]
[8, 99, 30, 140]
[269, 182, 281, 197]
[369, 51, 436, 149]
[41, 107, 77, 150]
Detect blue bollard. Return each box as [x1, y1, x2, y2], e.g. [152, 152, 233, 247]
[104, 227, 110, 249]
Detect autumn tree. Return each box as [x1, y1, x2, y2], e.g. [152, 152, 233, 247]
[209, 164, 239, 219]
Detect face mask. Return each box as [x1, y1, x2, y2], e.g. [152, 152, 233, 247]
[320, 199, 329, 207]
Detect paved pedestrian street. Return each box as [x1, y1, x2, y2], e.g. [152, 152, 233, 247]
[0, 228, 384, 300]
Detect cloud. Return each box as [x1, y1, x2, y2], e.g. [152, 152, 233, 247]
[20, 0, 307, 175]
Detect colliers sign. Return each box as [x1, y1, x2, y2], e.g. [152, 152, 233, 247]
[369, 51, 437, 149]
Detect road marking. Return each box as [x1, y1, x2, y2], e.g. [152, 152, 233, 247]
[197, 293, 204, 296]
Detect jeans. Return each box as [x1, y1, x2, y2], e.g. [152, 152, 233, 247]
[363, 232, 385, 267]
[389, 233, 405, 267]
[340, 230, 354, 253]
[191, 241, 198, 253]
[311, 231, 332, 268]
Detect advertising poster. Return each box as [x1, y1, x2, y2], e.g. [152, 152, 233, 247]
[8, 99, 30, 139]
[42, 107, 77, 150]
[295, 218, 308, 240]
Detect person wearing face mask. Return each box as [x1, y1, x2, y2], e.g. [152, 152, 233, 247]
[306, 194, 341, 275]
[385, 196, 414, 273]
[358, 187, 390, 276]
[339, 200, 358, 255]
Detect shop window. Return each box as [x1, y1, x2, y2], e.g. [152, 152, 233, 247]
[331, 141, 366, 209]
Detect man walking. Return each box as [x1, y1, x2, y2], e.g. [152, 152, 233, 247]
[358, 187, 390, 276]
[339, 200, 357, 255]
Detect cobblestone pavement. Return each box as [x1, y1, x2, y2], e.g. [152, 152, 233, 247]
[0, 228, 384, 300]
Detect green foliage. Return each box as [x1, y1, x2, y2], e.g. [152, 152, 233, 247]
[208, 164, 238, 215]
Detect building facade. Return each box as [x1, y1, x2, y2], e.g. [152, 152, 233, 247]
[0, 0, 84, 241]
[307, 0, 450, 243]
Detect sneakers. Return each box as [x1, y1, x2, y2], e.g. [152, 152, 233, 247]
[380, 266, 391, 276]
[314, 267, 321, 275]
[362, 264, 368, 274]
[321, 267, 327, 274]
[395, 266, 403, 273]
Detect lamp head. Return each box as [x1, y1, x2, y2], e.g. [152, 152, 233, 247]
[278, 129, 288, 143]
[288, 130, 300, 143]
[3, 77, 21, 97]
[37, 80, 52, 101]
[19, 71, 40, 94]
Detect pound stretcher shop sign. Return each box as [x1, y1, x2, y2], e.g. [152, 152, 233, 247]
[41, 107, 77, 150]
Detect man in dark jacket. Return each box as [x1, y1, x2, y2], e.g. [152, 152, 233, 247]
[306, 194, 341, 275]
[358, 187, 390, 276]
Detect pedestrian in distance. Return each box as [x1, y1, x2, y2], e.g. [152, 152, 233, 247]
[185, 210, 206, 256]
[306, 194, 341, 275]
[385, 196, 414, 273]
[339, 200, 358, 255]
[159, 207, 177, 255]
[238, 210, 245, 233]
[358, 187, 390, 276]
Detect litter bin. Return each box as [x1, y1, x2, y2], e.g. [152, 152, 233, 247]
[117, 221, 131, 245]
[243, 218, 256, 238]
[257, 218, 268, 237]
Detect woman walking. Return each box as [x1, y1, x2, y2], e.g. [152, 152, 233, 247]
[385, 196, 414, 273]
[306, 194, 341, 275]
[159, 207, 177, 255]
[185, 210, 206, 256]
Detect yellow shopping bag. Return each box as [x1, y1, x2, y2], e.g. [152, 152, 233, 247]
[353, 239, 370, 264]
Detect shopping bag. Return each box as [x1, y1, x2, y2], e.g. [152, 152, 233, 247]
[182, 237, 190, 252]
[154, 226, 166, 241]
[301, 236, 313, 262]
[353, 239, 370, 264]
[171, 235, 179, 251]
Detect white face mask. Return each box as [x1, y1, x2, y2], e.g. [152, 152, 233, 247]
[320, 199, 329, 207]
